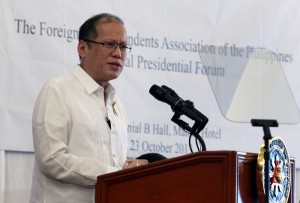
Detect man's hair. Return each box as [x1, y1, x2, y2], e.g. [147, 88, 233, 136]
[79, 13, 124, 41]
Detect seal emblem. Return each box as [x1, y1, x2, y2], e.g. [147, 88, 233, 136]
[257, 137, 291, 203]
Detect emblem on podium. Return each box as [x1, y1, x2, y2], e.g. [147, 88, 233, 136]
[257, 137, 291, 203]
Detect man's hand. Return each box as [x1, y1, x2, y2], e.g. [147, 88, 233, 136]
[122, 158, 148, 169]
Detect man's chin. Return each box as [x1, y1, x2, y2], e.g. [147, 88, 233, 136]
[108, 73, 121, 81]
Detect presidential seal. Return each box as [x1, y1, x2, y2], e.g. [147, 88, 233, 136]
[257, 137, 291, 203]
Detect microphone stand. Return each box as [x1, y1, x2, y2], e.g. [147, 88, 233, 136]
[171, 100, 208, 152]
[251, 119, 278, 203]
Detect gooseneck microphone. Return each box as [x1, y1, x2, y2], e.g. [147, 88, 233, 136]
[149, 84, 208, 152]
[149, 84, 178, 108]
[149, 84, 208, 124]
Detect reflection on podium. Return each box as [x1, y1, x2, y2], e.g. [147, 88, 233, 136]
[95, 151, 295, 203]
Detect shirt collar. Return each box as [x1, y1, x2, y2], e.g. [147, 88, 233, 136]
[73, 65, 115, 98]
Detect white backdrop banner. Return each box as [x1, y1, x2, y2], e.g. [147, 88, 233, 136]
[1, 0, 300, 167]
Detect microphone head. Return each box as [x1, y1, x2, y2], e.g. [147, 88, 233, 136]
[161, 85, 180, 100]
[149, 84, 177, 108]
[149, 84, 166, 101]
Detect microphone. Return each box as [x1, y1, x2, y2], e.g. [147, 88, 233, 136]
[149, 84, 208, 152]
[161, 85, 181, 101]
[149, 84, 207, 123]
[149, 84, 180, 109]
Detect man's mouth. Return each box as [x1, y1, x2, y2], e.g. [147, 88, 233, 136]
[108, 62, 122, 68]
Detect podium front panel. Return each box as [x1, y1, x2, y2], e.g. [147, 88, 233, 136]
[95, 151, 295, 203]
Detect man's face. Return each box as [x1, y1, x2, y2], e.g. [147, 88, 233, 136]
[78, 21, 127, 86]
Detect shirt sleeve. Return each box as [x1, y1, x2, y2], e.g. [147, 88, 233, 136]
[32, 82, 120, 187]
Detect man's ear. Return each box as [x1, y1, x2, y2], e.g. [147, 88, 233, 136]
[77, 40, 87, 58]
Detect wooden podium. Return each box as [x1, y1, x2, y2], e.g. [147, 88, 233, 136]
[95, 151, 295, 203]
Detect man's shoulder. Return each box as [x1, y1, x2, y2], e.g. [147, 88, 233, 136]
[45, 72, 76, 87]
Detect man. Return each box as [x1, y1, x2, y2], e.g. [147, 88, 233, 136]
[30, 13, 148, 203]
